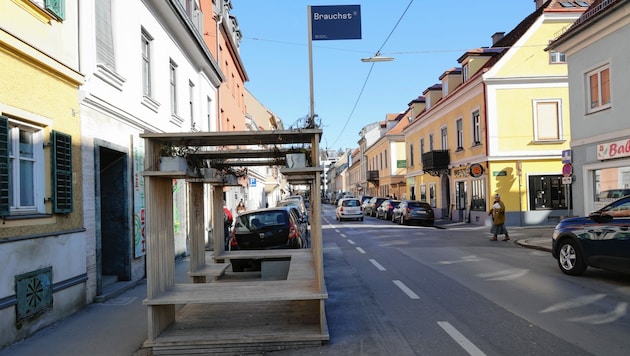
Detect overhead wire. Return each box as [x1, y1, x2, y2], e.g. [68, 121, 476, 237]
[329, 0, 414, 149]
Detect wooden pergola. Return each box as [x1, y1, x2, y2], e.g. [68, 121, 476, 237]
[140, 129, 328, 354]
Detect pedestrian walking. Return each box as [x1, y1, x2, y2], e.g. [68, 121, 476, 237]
[488, 193, 510, 241]
[223, 205, 233, 249]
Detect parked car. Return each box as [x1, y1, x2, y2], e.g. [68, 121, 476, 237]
[336, 198, 364, 221]
[597, 189, 630, 201]
[364, 197, 387, 217]
[552, 195, 630, 276]
[229, 207, 306, 272]
[392, 200, 434, 226]
[376, 200, 400, 220]
[276, 199, 309, 224]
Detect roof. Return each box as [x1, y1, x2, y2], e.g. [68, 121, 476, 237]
[547, 0, 620, 50]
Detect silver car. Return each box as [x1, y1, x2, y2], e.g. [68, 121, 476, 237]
[336, 198, 364, 221]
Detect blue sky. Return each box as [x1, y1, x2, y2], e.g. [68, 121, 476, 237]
[231, 1, 535, 151]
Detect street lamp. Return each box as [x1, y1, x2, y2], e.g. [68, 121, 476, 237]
[361, 54, 394, 62]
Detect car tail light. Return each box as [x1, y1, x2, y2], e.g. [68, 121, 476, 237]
[360, 206, 363, 211]
[288, 221, 298, 239]
[229, 232, 238, 248]
[339, 206, 344, 212]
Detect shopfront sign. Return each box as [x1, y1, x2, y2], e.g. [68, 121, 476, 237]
[469, 163, 484, 178]
[597, 138, 630, 160]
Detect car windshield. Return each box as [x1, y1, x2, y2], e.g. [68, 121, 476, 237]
[342, 200, 360, 207]
[235, 211, 288, 231]
[407, 202, 425, 208]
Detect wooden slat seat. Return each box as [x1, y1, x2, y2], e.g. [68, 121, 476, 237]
[144, 279, 326, 305]
[187, 262, 230, 282]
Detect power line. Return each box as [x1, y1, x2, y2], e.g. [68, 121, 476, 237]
[329, 0, 414, 148]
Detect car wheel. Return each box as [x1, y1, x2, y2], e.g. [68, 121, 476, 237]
[557, 239, 587, 276]
[400, 216, 405, 225]
[391, 214, 396, 223]
[360, 217, 364, 221]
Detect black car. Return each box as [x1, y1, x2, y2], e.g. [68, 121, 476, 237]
[392, 200, 435, 226]
[552, 195, 630, 276]
[376, 200, 400, 220]
[364, 197, 387, 217]
[229, 207, 306, 272]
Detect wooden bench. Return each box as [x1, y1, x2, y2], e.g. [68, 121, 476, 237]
[145, 250, 326, 305]
[187, 262, 231, 283]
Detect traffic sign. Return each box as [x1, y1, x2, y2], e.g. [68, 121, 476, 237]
[562, 149, 572, 164]
[562, 163, 572, 177]
[562, 176, 572, 185]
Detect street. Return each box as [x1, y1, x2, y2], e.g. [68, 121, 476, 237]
[2, 203, 629, 356]
[286, 204, 630, 356]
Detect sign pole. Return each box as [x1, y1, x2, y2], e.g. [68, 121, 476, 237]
[307, 6, 315, 127]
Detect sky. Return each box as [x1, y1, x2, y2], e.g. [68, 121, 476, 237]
[231, 1, 536, 152]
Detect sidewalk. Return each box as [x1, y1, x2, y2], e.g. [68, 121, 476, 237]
[0, 220, 554, 356]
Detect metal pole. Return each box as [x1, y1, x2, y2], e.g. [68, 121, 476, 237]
[307, 6, 315, 124]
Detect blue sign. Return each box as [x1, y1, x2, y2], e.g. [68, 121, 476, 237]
[561, 149, 572, 164]
[311, 5, 361, 41]
[249, 178, 256, 187]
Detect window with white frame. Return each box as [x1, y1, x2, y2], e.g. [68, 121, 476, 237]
[533, 99, 562, 141]
[141, 29, 153, 97]
[29, 0, 65, 20]
[95, 0, 115, 69]
[170, 60, 178, 115]
[409, 144, 414, 167]
[429, 134, 434, 151]
[5, 120, 45, 214]
[441, 127, 448, 150]
[550, 51, 566, 64]
[456, 119, 464, 150]
[462, 63, 469, 82]
[429, 183, 436, 208]
[420, 138, 425, 156]
[587, 64, 611, 112]
[471, 179, 486, 211]
[472, 110, 481, 145]
[189, 81, 195, 130]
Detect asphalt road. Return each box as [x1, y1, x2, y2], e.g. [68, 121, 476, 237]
[276, 204, 630, 356]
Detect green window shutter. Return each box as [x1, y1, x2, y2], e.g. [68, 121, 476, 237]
[45, 0, 65, 20]
[51, 130, 73, 213]
[0, 116, 9, 216]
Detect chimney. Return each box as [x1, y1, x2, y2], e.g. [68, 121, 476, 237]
[535, 0, 546, 9]
[492, 32, 505, 45]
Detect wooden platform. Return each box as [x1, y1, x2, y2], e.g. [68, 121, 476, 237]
[144, 301, 329, 355]
[188, 261, 230, 282]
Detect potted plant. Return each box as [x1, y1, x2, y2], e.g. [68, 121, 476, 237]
[159, 143, 193, 172]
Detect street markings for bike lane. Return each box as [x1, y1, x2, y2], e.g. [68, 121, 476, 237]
[438, 321, 486, 356]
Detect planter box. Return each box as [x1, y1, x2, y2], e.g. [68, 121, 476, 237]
[159, 156, 189, 172]
[286, 153, 306, 168]
[223, 174, 239, 185]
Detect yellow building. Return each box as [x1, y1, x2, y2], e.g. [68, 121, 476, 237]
[0, 0, 84, 347]
[403, 0, 592, 225]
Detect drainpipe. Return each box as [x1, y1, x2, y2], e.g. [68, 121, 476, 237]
[215, 8, 223, 132]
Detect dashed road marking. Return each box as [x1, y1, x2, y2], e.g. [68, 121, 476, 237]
[369, 259, 386, 271]
[438, 321, 486, 356]
[393, 280, 419, 299]
[356, 247, 366, 254]
[347, 239, 356, 245]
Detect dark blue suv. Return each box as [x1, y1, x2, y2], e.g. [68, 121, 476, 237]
[552, 195, 630, 276]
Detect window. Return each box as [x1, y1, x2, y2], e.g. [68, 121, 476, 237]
[385, 149, 387, 168]
[587, 65, 611, 112]
[429, 134, 434, 151]
[429, 184, 436, 208]
[471, 179, 486, 211]
[456, 119, 464, 150]
[141, 29, 153, 97]
[170, 60, 178, 114]
[472, 110, 481, 145]
[534, 100, 562, 141]
[529, 175, 569, 210]
[420, 185, 426, 202]
[409, 144, 414, 167]
[30, 0, 65, 20]
[206, 96, 213, 129]
[95, 0, 115, 69]
[456, 181, 467, 210]
[420, 138, 425, 156]
[462, 63, 469, 82]
[189, 81, 195, 130]
[441, 127, 448, 150]
[550, 51, 566, 64]
[0, 116, 48, 216]
[443, 81, 448, 96]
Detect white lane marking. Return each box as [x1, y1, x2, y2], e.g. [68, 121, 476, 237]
[439, 255, 482, 265]
[340, 233, 346, 238]
[356, 247, 366, 254]
[393, 280, 419, 299]
[477, 269, 529, 281]
[334, 229, 340, 233]
[569, 302, 628, 325]
[437, 321, 486, 356]
[540, 294, 606, 313]
[369, 259, 386, 271]
[347, 239, 356, 245]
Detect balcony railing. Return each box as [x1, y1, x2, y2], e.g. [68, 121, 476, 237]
[367, 170, 379, 183]
[421, 150, 450, 176]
